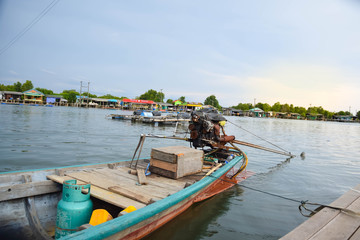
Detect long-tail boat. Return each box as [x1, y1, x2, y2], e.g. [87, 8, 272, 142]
[0, 109, 292, 240]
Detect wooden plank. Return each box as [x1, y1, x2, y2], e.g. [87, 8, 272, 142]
[0, 180, 61, 202]
[201, 163, 222, 180]
[112, 167, 186, 190]
[150, 166, 177, 179]
[309, 196, 360, 239]
[281, 184, 360, 240]
[0, 174, 24, 186]
[47, 175, 146, 209]
[108, 186, 151, 205]
[150, 158, 177, 172]
[137, 169, 147, 185]
[349, 227, 360, 240]
[94, 168, 183, 194]
[66, 170, 167, 200]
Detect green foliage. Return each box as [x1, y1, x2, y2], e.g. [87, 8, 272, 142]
[204, 95, 221, 109]
[166, 99, 173, 104]
[0, 81, 22, 91]
[271, 102, 282, 112]
[233, 103, 252, 110]
[82, 93, 97, 98]
[255, 102, 271, 112]
[36, 88, 54, 95]
[61, 90, 79, 103]
[336, 111, 351, 116]
[179, 96, 186, 103]
[138, 89, 164, 102]
[98, 94, 126, 100]
[357, 111, 360, 119]
[14, 82, 22, 92]
[21, 80, 34, 92]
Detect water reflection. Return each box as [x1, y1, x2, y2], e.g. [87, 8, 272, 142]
[143, 186, 244, 240]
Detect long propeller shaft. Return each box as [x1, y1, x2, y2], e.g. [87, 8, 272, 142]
[231, 139, 295, 158]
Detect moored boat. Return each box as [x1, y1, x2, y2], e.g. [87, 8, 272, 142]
[0, 109, 260, 239]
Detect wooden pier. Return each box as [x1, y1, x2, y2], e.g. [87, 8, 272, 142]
[281, 184, 360, 240]
[108, 114, 190, 125]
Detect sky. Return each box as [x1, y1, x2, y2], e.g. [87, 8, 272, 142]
[1, 0, 359, 113]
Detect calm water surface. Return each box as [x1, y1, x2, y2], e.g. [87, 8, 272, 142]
[1, 105, 359, 239]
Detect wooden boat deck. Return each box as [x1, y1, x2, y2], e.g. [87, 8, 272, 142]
[280, 184, 360, 240]
[47, 162, 207, 211]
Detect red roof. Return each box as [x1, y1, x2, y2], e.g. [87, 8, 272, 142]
[122, 99, 155, 104]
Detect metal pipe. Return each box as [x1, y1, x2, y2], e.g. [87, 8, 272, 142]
[232, 139, 295, 158]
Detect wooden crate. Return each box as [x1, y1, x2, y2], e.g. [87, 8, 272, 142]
[150, 146, 203, 179]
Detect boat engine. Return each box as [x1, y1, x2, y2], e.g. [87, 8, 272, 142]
[188, 109, 235, 148]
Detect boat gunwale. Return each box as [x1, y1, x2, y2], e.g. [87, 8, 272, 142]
[59, 155, 244, 240]
[0, 158, 146, 175]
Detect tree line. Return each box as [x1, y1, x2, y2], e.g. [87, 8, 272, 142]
[0, 80, 126, 104]
[232, 101, 359, 119]
[1, 81, 358, 118]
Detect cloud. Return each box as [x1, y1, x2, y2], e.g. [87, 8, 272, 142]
[197, 61, 360, 112]
[41, 68, 56, 75]
[9, 70, 18, 75]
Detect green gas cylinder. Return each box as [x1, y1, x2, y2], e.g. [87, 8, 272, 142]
[55, 180, 93, 239]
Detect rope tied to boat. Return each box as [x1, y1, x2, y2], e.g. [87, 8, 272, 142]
[206, 175, 360, 218]
[298, 200, 360, 218]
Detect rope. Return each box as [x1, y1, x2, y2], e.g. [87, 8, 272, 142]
[207, 175, 360, 218]
[227, 120, 290, 153]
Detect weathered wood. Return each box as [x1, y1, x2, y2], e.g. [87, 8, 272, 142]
[0, 180, 61, 202]
[201, 163, 222, 180]
[55, 169, 65, 176]
[22, 176, 53, 240]
[47, 175, 146, 209]
[137, 169, 147, 185]
[281, 184, 360, 240]
[150, 166, 177, 179]
[94, 168, 182, 195]
[66, 170, 167, 200]
[150, 146, 203, 179]
[113, 167, 186, 190]
[108, 186, 152, 205]
[309, 195, 360, 239]
[150, 159, 177, 172]
[0, 174, 24, 186]
[350, 227, 360, 240]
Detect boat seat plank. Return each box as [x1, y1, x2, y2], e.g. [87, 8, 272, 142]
[0, 180, 61, 202]
[65, 170, 168, 200]
[116, 166, 187, 189]
[46, 175, 146, 210]
[84, 169, 176, 198]
[280, 184, 360, 240]
[97, 168, 185, 191]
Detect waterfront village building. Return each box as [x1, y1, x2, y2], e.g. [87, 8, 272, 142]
[121, 99, 156, 110]
[46, 95, 67, 104]
[0, 91, 23, 101]
[23, 89, 44, 104]
[249, 108, 264, 117]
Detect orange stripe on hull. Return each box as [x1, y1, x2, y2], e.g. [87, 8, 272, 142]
[121, 170, 253, 240]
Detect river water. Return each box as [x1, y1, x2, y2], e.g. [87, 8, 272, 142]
[1, 105, 359, 239]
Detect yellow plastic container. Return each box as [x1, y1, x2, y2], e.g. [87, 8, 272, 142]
[89, 209, 113, 226]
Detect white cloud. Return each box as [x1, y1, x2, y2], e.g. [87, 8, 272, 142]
[41, 69, 56, 75]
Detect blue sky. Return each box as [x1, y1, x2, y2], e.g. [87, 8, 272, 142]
[1, 0, 359, 113]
